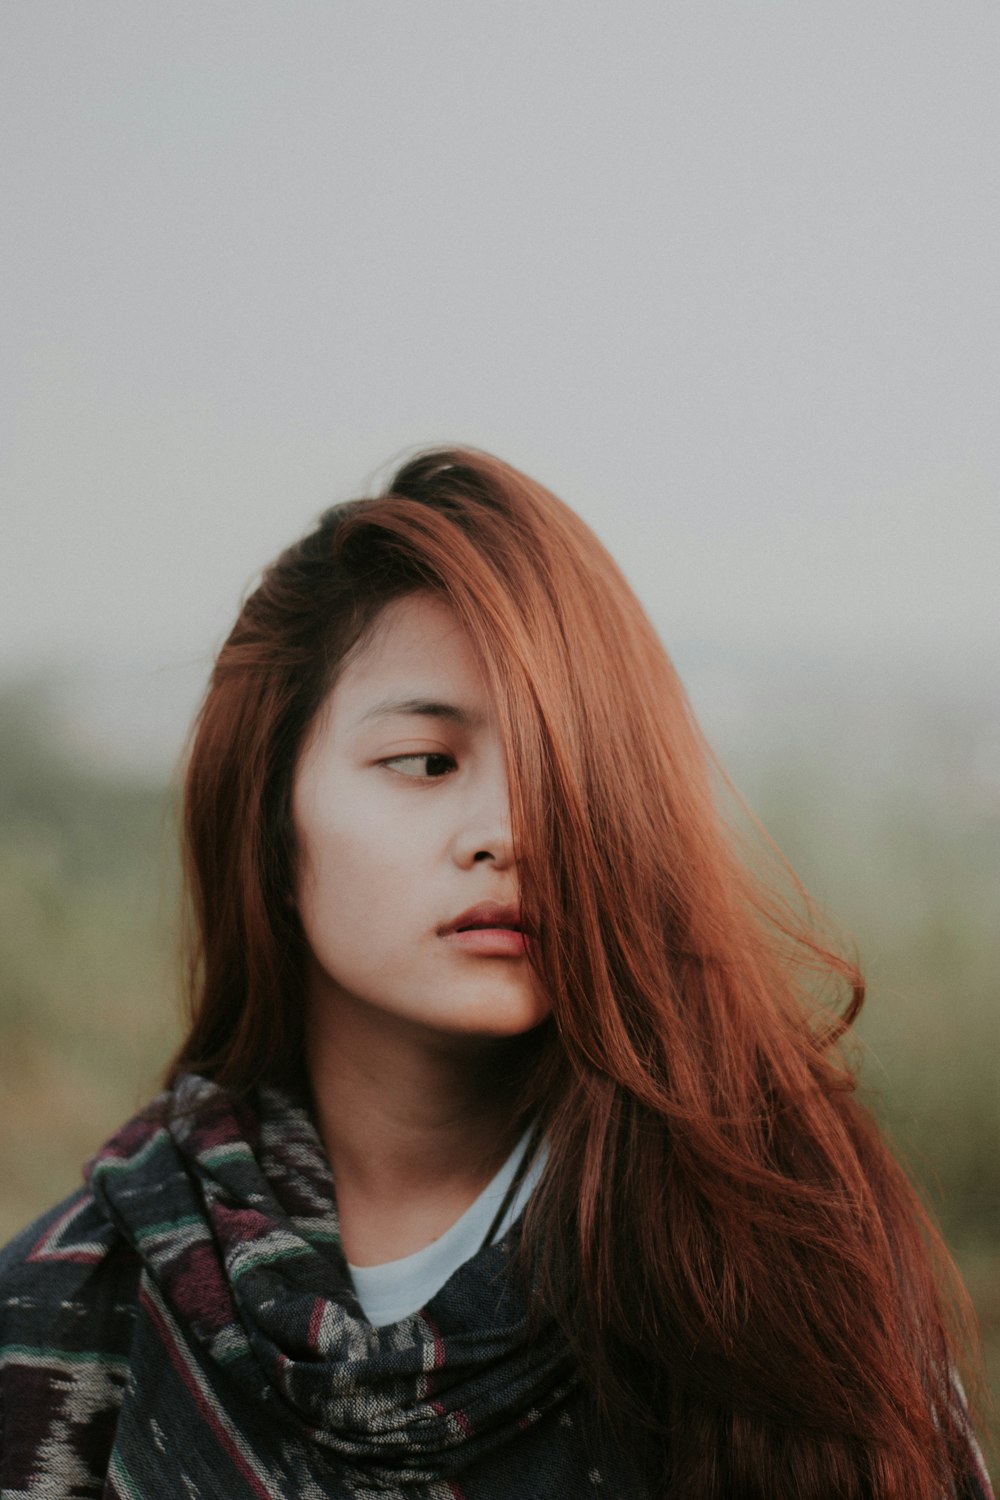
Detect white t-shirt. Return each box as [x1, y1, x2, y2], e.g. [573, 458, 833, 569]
[347, 1125, 548, 1328]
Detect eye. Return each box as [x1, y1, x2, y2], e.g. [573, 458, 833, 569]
[381, 752, 458, 781]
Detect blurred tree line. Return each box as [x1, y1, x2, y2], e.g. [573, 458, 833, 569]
[0, 681, 180, 1230]
[0, 674, 996, 1469]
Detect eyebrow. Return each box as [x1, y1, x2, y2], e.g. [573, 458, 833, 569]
[356, 696, 487, 730]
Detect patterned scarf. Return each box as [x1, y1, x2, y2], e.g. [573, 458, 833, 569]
[80, 1074, 627, 1499]
[3, 1076, 994, 1497]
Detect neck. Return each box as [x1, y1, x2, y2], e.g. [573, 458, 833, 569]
[305, 984, 536, 1262]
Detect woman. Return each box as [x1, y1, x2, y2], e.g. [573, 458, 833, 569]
[0, 448, 992, 1498]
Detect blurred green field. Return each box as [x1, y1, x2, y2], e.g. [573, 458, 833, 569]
[1, 676, 997, 1478]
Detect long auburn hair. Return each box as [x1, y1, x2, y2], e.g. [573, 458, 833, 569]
[172, 447, 984, 1498]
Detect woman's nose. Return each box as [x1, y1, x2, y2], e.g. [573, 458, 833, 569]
[453, 765, 515, 870]
[458, 816, 515, 869]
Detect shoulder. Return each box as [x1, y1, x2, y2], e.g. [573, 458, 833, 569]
[1, 1182, 141, 1334]
[0, 1188, 140, 1488]
[1, 1183, 134, 1284]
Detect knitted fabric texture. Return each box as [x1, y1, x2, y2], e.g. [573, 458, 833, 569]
[0, 1074, 630, 1499]
[0, 1074, 993, 1498]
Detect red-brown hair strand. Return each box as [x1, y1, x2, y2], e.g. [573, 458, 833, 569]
[171, 447, 985, 1498]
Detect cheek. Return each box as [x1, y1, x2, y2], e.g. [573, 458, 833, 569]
[294, 808, 415, 971]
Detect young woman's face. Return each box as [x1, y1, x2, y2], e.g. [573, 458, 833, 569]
[291, 591, 550, 1042]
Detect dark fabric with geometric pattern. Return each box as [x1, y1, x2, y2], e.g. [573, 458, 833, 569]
[0, 1075, 635, 1498]
[0, 1073, 994, 1498]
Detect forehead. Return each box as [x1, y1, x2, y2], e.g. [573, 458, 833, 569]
[332, 593, 491, 726]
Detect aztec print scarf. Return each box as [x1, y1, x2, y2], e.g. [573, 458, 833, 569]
[2, 1075, 992, 1499]
[8, 1073, 637, 1499]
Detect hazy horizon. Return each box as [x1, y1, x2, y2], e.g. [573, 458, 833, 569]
[3, 2, 998, 710]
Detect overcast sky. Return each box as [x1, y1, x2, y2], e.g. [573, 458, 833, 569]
[3, 1, 997, 758]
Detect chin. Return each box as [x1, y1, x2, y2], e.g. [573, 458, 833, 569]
[424, 997, 551, 1040]
[464, 1007, 551, 1039]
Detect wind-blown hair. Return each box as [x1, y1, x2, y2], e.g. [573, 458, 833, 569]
[172, 448, 983, 1498]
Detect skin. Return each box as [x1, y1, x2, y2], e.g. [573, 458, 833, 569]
[291, 591, 550, 1266]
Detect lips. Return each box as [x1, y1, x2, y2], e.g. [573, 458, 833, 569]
[439, 900, 532, 937]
